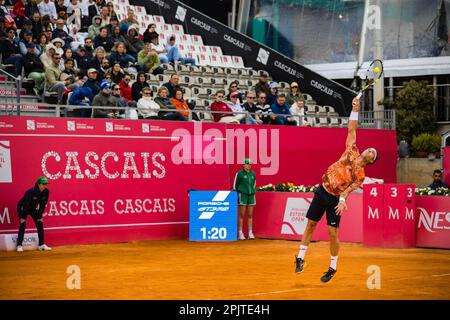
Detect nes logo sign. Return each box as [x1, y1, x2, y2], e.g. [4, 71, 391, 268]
[257, 48, 270, 65]
[281, 197, 311, 235]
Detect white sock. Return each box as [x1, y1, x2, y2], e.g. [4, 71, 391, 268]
[239, 229, 244, 235]
[298, 245, 308, 259]
[248, 229, 253, 234]
[330, 256, 338, 270]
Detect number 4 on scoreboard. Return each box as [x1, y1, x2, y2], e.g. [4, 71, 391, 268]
[370, 187, 378, 197]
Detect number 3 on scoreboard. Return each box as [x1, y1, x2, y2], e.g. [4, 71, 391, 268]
[390, 187, 397, 197]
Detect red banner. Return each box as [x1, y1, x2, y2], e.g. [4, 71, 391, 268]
[416, 196, 450, 249]
[0, 116, 397, 246]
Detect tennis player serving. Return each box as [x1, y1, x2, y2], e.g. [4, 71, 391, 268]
[294, 97, 378, 283]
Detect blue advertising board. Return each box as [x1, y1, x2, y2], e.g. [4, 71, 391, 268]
[189, 191, 237, 241]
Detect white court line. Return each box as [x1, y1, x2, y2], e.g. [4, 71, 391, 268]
[0, 221, 189, 233]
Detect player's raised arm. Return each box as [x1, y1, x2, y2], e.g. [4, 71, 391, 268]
[345, 97, 360, 148]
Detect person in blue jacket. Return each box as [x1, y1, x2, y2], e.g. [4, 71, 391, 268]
[68, 87, 93, 117]
[270, 93, 297, 125]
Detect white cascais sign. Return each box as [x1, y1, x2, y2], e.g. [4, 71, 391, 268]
[281, 197, 311, 235]
[0, 141, 12, 183]
[0, 233, 39, 251]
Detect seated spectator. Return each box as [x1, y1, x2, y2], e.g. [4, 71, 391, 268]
[88, 0, 102, 22]
[226, 81, 243, 103]
[83, 37, 94, 57]
[40, 14, 53, 40]
[36, 32, 50, 56]
[131, 71, 149, 101]
[120, 8, 138, 27]
[89, 45, 106, 71]
[92, 80, 117, 118]
[52, 19, 73, 47]
[38, 0, 58, 22]
[111, 25, 126, 45]
[109, 42, 135, 69]
[74, 45, 90, 76]
[149, 34, 168, 64]
[40, 43, 57, 69]
[94, 26, 113, 52]
[82, 67, 101, 96]
[162, 73, 179, 98]
[60, 58, 84, 87]
[154, 86, 187, 121]
[255, 92, 274, 124]
[210, 90, 240, 124]
[68, 86, 93, 117]
[109, 62, 125, 84]
[143, 23, 158, 44]
[22, 43, 45, 95]
[107, 15, 119, 35]
[98, 6, 110, 27]
[60, 47, 78, 71]
[30, 12, 42, 37]
[12, 0, 27, 29]
[254, 70, 270, 97]
[1, 28, 22, 76]
[51, 37, 65, 55]
[290, 97, 310, 126]
[88, 15, 101, 39]
[45, 53, 80, 104]
[19, 30, 40, 56]
[125, 25, 143, 56]
[138, 43, 163, 75]
[69, 24, 86, 51]
[171, 87, 200, 121]
[286, 81, 302, 106]
[118, 74, 137, 107]
[265, 82, 279, 106]
[26, 0, 40, 17]
[0, 0, 8, 17]
[428, 170, 449, 190]
[241, 91, 263, 124]
[137, 87, 161, 120]
[66, 0, 82, 30]
[227, 91, 255, 124]
[103, 72, 113, 84]
[111, 83, 128, 111]
[106, 2, 117, 18]
[270, 93, 297, 126]
[79, 0, 90, 29]
[97, 58, 109, 80]
[55, 0, 67, 20]
[18, 18, 33, 40]
[165, 35, 196, 65]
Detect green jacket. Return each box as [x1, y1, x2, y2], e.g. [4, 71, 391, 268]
[234, 169, 256, 195]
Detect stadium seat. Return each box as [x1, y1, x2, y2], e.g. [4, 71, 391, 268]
[171, 24, 184, 35]
[181, 34, 193, 44]
[318, 117, 329, 127]
[191, 35, 203, 45]
[209, 46, 223, 56]
[221, 56, 234, 68]
[197, 54, 211, 66]
[153, 15, 165, 24]
[329, 117, 340, 127]
[232, 56, 245, 68]
[209, 55, 223, 67]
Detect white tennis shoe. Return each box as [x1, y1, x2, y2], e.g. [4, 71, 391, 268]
[16, 245, 23, 253]
[38, 244, 52, 251]
[238, 232, 246, 240]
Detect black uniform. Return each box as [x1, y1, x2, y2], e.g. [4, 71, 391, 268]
[17, 185, 50, 246]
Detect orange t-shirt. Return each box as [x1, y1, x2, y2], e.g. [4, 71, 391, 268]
[322, 143, 366, 197]
[170, 98, 190, 117]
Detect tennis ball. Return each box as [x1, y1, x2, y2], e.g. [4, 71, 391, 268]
[373, 67, 380, 74]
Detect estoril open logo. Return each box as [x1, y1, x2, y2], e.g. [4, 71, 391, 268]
[197, 191, 231, 220]
[150, 0, 166, 8]
[417, 207, 450, 233]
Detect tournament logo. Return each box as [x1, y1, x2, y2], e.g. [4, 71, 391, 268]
[175, 6, 187, 22]
[0, 141, 12, 183]
[257, 48, 270, 65]
[67, 121, 76, 132]
[106, 122, 113, 132]
[281, 197, 311, 235]
[26, 120, 36, 131]
[142, 123, 150, 133]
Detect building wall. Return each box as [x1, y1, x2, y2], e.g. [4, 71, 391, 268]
[397, 158, 442, 187]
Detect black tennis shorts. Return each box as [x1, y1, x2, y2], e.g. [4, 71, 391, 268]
[306, 185, 341, 228]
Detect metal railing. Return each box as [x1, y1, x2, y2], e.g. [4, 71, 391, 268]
[0, 68, 22, 116]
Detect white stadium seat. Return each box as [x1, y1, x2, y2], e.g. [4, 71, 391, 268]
[142, 15, 154, 24]
[187, 44, 199, 53]
[209, 55, 222, 67]
[181, 34, 193, 44]
[135, 6, 145, 14]
[221, 55, 234, 68]
[191, 35, 203, 45]
[153, 15, 165, 24]
[162, 24, 172, 34]
[232, 56, 245, 68]
[171, 24, 184, 35]
[209, 46, 223, 56]
[197, 53, 211, 66]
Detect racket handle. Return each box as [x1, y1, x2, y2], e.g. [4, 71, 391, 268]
[356, 92, 363, 99]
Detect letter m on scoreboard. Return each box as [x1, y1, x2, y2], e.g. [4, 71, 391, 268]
[363, 184, 384, 247]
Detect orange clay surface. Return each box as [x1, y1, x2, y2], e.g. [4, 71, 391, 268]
[1, 239, 449, 300]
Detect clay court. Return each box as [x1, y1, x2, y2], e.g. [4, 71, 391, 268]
[0, 239, 449, 300]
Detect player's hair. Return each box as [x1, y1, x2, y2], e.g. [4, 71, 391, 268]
[433, 169, 442, 175]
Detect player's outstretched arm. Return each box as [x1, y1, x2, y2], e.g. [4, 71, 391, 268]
[345, 97, 360, 148]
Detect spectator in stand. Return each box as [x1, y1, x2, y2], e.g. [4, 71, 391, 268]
[227, 91, 256, 124]
[226, 80, 244, 103]
[98, 5, 109, 27]
[89, 46, 105, 71]
[162, 73, 180, 98]
[149, 34, 169, 64]
[103, 72, 112, 84]
[111, 25, 125, 44]
[111, 83, 127, 110]
[270, 93, 297, 126]
[210, 90, 240, 124]
[242, 91, 263, 124]
[12, 0, 27, 28]
[60, 58, 83, 87]
[40, 43, 57, 68]
[137, 86, 161, 120]
[92, 80, 117, 118]
[106, 2, 116, 18]
[118, 74, 137, 107]
[0, 0, 8, 17]
[107, 15, 119, 34]
[51, 37, 65, 55]
[265, 82, 279, 106]
[428, 170, 449, 190]
[18, 19, 33, 40]
[131, 71, 149, 101]
[290, 97, 310, 126]
[82, 67, 101, 96]
[109, 42, 135, 69]
[94, 26, 113, 52]
[19, 30, 41, 56]
[154, 86, 187, 121]
[22, 43, 45, 95]
[255, 92, 274, 124]
[120, 8, 138, 27]
[125, 25, 143, 56]
[109, 61, 125, 84]
[66, 0, 82, 30]
[254, 70, 270, 97]
[97, 58, 109, 79]
[60, 47, 78, 70]
[40, 15, 53, 40]
[164, 35, 196, 65]
[79, 0, 90, 28]
[31, 12, 43, 37]
[138, 43, 163, 75]
[143, 23, 158, 44]
[52, 19, 73, 48]
[171, 87, 200, 121]
[83, 37, 94, 57]
[286, 81, 302, 106]
[1, 28, 22, 77]
[73, 45, 89, 76]
[39, 0, 58, 23]
[45, 52, 80, 104]
[55, 0, 67, 20]
[26, 0, 40, 17]
[68, 24, 86, 51]
[68, 86, 93, 117]
[88, 15, 101, 39]
[36, 33, 50, 56]
[88, 0, 103, 21]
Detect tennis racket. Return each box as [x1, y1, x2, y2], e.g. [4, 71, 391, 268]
[356, 59, 384, 99]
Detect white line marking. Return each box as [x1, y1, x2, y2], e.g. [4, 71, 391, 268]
[0, 221, 189, 233]
[212, 191, 230, 201]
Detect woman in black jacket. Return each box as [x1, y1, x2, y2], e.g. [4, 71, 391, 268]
[131, 72, 149, 101]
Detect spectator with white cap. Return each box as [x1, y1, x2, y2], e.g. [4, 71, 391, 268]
[286, 81, 302, 106]
[265, 81, 279, 106]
